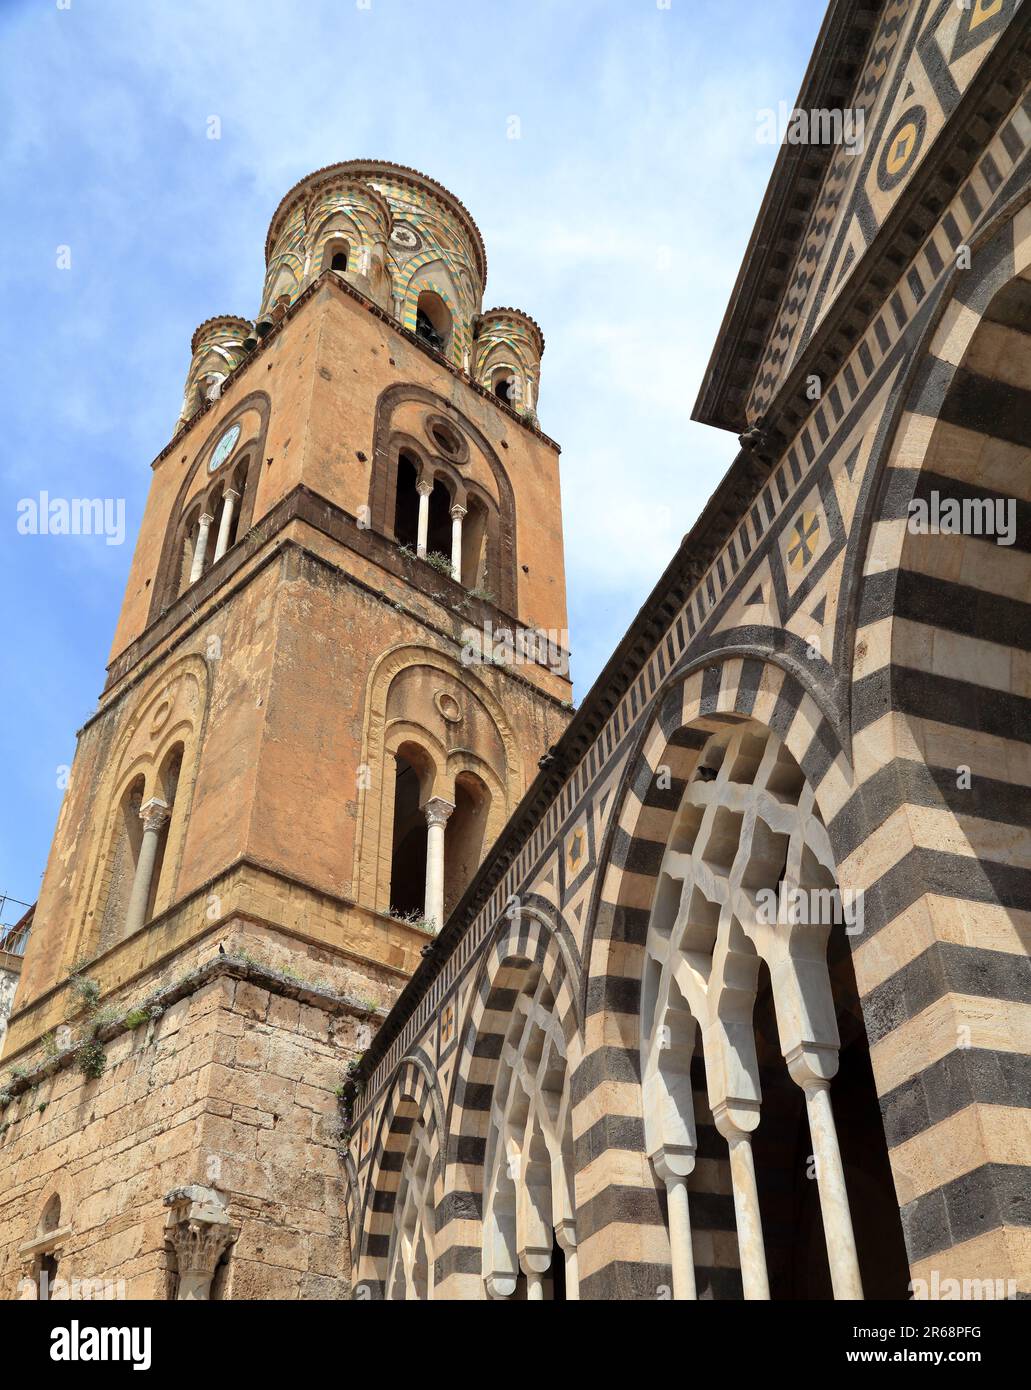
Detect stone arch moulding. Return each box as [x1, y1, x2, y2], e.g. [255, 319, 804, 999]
[352, 1052, 445, 1299]
[68, 652, 210, 969]
[837, 190, 1031, 720]
[368, 384, 518, 614]
[581, 651, 849, 1022]
[446, 897, 584, 1139]
[148, 391, 272, 627]
[351, 643, 523, 912]
[441, 899, 583, 1298]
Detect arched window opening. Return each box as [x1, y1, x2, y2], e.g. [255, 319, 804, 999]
[178, 507, 201, 597]
[388, 747, 432, 919]
[443, 772, 490, 919]
[320, 238, 351, 275]
[425, 479, 452, 562]
[97, 774, 146, 954]
[492, 368, 518, 406]
[204, 484, 225, 569]
[224, 459, 249, 552]
[415, 291, 451, 354]
[29, 1192, 66, 1301]
[182, 502, 218, 591]
[145, 744, 182, 923]
[482, 969, 578, 1300]
[394, 452, 421, 549]
[40, 1194, 61, 1234]
[460, 495, 489, 589]
[385, 1115, 436, 1300]
[38, 1252, 59, 1302]
[641, 721, 909, 1300]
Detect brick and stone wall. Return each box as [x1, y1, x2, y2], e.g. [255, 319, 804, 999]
[0, 923, 380, 1300]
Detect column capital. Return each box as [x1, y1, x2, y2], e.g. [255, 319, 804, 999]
[164, 1186, 238, 1301]
[554, 1219, 577, 1253]
[416, 479, 434, 497]
[518, 1245, 552, 1277]
[423, 796, 455, 829]
[223, 486, 241, 502]
[198, 511, 215, 527]
[651, 1146, 696, 1185]
[711, 1098, 761, 1142]
[166, 1220, 236, 1299]
[449, 503, 467, 521]
[785, 1042, 839, 1090]
[139, 798, 170, 832]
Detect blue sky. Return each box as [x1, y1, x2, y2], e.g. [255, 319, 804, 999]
[0, 0, 825, 916]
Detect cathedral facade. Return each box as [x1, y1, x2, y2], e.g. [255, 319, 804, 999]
[2, 0, 1029, 1302]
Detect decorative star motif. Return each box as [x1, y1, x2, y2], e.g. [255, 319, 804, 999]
[787, 511, 821, 572]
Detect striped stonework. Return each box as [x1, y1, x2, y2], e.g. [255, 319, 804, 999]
[345, 3, 1030, 1300]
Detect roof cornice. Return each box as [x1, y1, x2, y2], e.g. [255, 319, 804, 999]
[693, 0, 883, 432]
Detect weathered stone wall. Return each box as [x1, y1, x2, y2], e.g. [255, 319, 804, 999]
[0, 923, 376, 1300]
[0, 961, 19, 1056]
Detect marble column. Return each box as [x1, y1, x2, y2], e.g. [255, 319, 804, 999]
[123, 798, 170, 937]
[714, 1107, 770, 1301]
[555, 1220, 579, 1300]
[423, 797, 454, 933]
[212, 487, 240, 563]
[664, 1173, 697, 1300]
[416, 480, 433, 557]
[450, 504, 466, 581]
[797, 1071, 863, 1299]
[188, 512, 214, 584]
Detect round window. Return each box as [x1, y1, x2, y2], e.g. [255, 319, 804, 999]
[432, 424, 460, 457]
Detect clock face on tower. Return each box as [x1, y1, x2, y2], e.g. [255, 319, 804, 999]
[208, 424, 240, 473]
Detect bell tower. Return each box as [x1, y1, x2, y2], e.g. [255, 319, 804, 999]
[0, 161, 570, 1300]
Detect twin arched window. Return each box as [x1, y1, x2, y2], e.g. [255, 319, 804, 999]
[392, 448, 491, 590]
[173, 457, 250, 602]
[387, 742, 491, 930]
[93, 743, 183, 956]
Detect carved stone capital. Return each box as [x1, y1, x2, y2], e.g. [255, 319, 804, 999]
[423, 796, 455, 829]
[449, 504, 467, 521]
[164, 1186, 237, 1301]
[416, 480, 434, 497]
[139, 798, 170, 833]
[650, 1146, 696, 1185]
[553, 1218, 577, 1254]
[518, 1244, 552, 1277]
